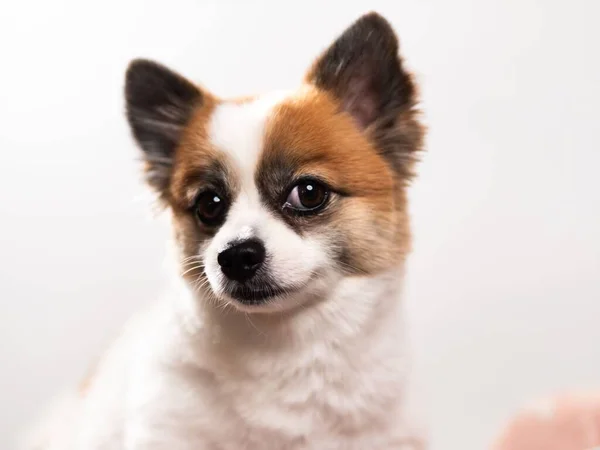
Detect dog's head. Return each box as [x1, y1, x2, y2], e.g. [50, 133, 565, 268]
[124, 13, 423, 313]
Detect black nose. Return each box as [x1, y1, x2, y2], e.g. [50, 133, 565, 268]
[217, 239, 266, 283]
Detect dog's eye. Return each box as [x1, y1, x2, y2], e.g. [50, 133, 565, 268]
[195, 191, 227, 226]
[284, 180, 329, 213]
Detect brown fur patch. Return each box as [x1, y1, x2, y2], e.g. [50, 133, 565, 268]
[262, 88, 395, 199]
[258, 87, 413, 274]
[169, 92, 220, 209]
[167, 93, 227, 283]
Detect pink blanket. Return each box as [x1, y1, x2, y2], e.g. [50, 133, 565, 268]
[492, 392, 600, 450]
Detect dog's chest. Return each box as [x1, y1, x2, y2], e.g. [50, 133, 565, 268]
[131, 341, 407, 449]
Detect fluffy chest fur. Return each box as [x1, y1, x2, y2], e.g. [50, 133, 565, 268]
[117, 269, 420, 450]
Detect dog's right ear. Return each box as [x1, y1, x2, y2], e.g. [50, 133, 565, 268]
[125, 59, 202, 196]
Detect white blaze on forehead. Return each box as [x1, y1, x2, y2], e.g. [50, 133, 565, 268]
[205, 91, 290, 247]
[207, 91, 290, 185]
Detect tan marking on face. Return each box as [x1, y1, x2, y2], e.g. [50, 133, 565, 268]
[265, 87, 395, 197]
[260, 87, 411, 274]
[163, 92, 226, 284]
[169, 92, 221, 209]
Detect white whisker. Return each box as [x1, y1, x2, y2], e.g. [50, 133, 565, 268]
[181, 265, 205, 276]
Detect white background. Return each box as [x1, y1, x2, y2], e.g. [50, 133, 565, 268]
[1, 0, 599, 449]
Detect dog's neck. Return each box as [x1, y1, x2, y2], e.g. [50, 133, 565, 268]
[164, 264, 419, 444]
[171, 265, 407, 363]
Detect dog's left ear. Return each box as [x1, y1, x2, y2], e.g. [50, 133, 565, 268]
[306, 12, 421, 177]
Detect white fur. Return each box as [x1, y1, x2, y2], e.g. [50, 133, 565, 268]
[23, 95, 425, 449]
[25, 269, 424, 449]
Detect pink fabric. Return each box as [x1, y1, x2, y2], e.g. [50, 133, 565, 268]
[492, 392, 600, 450]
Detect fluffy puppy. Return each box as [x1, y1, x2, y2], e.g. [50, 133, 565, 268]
[24, 12, 425, 450]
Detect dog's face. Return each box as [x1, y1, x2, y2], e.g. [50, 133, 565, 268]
[125, 13, 422, 312]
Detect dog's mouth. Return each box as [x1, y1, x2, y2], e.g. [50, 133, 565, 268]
[226, 284, 298, 305]
[214, 271, 319, 309]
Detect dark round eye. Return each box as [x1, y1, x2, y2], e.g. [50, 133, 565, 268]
[285, 180, 329, 213]
[195, 191, 227, 226]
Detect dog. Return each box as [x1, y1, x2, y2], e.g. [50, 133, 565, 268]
[24, 12, 426, 450]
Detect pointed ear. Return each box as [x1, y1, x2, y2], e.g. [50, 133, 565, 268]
[125, 59, 202, 195]
[306, 13, 421, 177]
